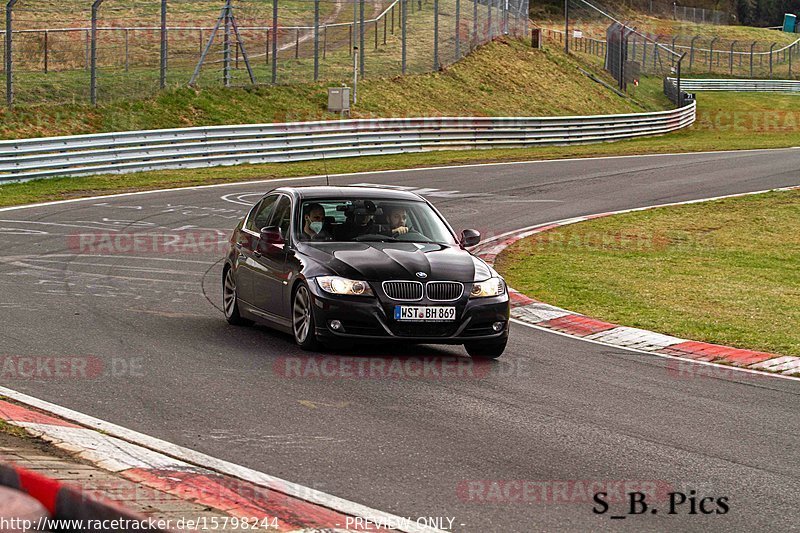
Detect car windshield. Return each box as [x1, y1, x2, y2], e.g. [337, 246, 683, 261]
[296, 198, 457, 245]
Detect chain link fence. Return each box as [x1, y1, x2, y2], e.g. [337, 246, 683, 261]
[2, 0, 527, 106]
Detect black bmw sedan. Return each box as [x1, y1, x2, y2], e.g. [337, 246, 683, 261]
[223, 186, 510, 358]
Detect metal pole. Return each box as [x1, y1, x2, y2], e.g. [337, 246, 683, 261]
[125, 29, 130, 72]
[433, 0, 439, 70]
[359, 0, 364, 77]
[90, 0, 103, 106]
[455, 0, 460, 59]
[160, 0, 167, 89]
[688, 35, 698, 71]
[272, 0, 278, 84]
[323, 26, 326, 59]
[472, 0, 477, 48]
[503, 0, 508, 35]
[677, 53, 684, 107]
[295, 28, 299, 59]
[6, 0, 17, 106]
[223, 0, 231, 86]
[383, 13, 386, 44]
[401, 0, 407, 73]
[750, 41, 755, 78]
[265, 29, 269, 64]
[353, 45, 358, 103]
[564, 0, 568, 54]
[790, 43, 793, 78]
[374, 19, 377, 50]
[730, 40, 736, 75]
[488, 0, 492, 41]
[85, 29, 90, 71]
[769, 42, 775, 78]
[314, 0, 319, 80]
[708, 37, 716, 73]
[43, 30, 48, 73]
[391, 5, 395, 34]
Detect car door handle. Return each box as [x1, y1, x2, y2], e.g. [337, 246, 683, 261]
[253, 250, 262, 258]
[235, 243, 243, 249]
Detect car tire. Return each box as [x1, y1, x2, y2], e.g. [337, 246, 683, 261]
[464, 338, 507, 359]
[223, 267, 253, 326]
[292, 283, 320, 351]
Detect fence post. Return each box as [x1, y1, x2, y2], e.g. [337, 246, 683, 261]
[43, 30, 48, 73]
[314, 0, 319, 80]
[708, 37, 716, 73]
[790, 43, 793, 78]
[730, 40, 736, 75]
[5, 0, 17, 106]
[488, 0, 493, 42]
[223, 0, 231, 86]
[295, 28, 299, 59]
[769, 42, 775, 78]
[160, 0, 167, 88]
[433, 0, 439, 70]
[472, 0, 477, 49]
[323, 26, 327, 59]
[383, 13, 386, 44]
[401, 0, 407, 73]
[374, 19, 377, 50]
[391, 5, 395, 34]
[671, 35, 677, 66]
[455, 0, 460, 59]
[359, 0, 364, 76]
[85, 29, 90, 71]
[90, 0, 103, 106]
[688, 35, 698, 71]
[563, 0, 567, 53]
[749, 41, 755, 78]
[271, 0, 278, 84]
[125, 28, 130, 71]
[265, 28, 268, 64]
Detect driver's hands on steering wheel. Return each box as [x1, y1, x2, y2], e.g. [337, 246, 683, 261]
[392, 226, 409, 235]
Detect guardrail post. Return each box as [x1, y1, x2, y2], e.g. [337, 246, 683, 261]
[769, 42, 775, 78]
[433, 0, 439, 70]
[750, 41, 755, 78]
[90, 0, 103, 106]
[455, 0, 460, 59]
[5, 0, 17, 106]
[730, 40, 736, 75]
[272, 0, 278, 84]
[314, 0, 319, 81]
[401, 0, 407, 73]
[160, 0, 167, 89]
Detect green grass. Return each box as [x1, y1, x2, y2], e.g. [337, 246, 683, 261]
[0, 39, 655, 139]
[495, 189, 800, 357]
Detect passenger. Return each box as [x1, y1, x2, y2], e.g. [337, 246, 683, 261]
[302, 203, 325, 240]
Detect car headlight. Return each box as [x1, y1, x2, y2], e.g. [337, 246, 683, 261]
[470, 277, 506, 298]
[316, 276, 374, 296]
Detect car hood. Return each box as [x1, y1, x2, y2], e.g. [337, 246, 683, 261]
[300, 242, 493, 282]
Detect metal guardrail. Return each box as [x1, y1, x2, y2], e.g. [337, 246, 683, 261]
[666, 78, 800, 92]
[0, 104, 696, 183]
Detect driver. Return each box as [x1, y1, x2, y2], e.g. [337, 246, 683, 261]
[387, 206, 410, 236]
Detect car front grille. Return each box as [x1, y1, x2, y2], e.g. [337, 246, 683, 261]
[383, 281, 423, 301]
[426, 281, 464, 301]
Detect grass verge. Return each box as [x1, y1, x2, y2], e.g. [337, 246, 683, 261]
[495, 189, 800, 357]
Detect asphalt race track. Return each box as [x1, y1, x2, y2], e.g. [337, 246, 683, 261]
[1, 148, 799, 531]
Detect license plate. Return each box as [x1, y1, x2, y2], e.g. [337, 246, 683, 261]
[394, 306, 456, 322]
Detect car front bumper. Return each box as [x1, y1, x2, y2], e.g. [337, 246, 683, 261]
[307, 279, 510, 344]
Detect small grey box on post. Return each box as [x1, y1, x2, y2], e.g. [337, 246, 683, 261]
[327, 86, 351, 115]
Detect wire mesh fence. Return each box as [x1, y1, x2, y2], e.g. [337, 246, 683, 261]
[2, 0, 528, 106]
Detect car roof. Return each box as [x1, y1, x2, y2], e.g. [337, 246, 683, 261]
[274, 186, 426, 202]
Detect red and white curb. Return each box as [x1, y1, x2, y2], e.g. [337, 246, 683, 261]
[476, 185, 800, 380]
[0, 393, 445, 533]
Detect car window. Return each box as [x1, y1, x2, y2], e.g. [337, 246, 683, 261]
[295, 198, 457, 245]
[269, 196, 292, 239]
[245, 195, 278, 233]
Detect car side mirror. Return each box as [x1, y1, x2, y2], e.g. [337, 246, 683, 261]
[258, 226, 284, 252]
[461, 229, 481, 247]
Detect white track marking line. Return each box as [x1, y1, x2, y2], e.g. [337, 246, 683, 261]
[510, 318, 800, 383]
[0, 386, 446, 533]
[1, 147, 799, 213]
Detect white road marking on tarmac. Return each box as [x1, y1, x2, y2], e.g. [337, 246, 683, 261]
[1, 147, 797, 214]
[0, 387, 446, 533]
